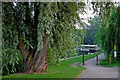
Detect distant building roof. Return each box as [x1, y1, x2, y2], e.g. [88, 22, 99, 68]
[81, 45, 97, 47]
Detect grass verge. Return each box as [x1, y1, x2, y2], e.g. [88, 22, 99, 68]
[2, 52, 102, 79]
[100, 57, 120, 67]
[0, 76, 2, 80]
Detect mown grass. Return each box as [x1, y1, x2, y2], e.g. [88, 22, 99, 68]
[2, 52, 101, 79]
[0, 76, 2, 80]
[100, 57, 120, 67]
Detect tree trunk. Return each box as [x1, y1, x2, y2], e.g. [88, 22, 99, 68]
[19, 33, 49, 73]
[34, 54, 48, 73]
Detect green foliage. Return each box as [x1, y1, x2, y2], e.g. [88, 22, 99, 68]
[2, 49, 23, 75]
[2, 2, 86, 74]
[43, 2, 85, 64]
[91, 2, 113, 17]
[2, 3, 24, 74]
[0, 2, 2, 75]
[100, 57, 120, 67]
[73, 29, 82, 47]
[84, 16, 100, 45]
[46, 48, 56, 65]
[96, 6, 120, 59]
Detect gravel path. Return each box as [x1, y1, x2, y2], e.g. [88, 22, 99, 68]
[78, 53, 118, 78]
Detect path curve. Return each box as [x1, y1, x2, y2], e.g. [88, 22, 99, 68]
[78, 53, 118, 78]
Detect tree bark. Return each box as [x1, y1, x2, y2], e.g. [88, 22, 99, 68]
[18, 33, 49, 73]
[33, 34, 49, 73]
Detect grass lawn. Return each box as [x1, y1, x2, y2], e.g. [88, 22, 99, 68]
[2, 52, 101, 79]
[100, 57, 120, 67]
[0, 76, 2, 80]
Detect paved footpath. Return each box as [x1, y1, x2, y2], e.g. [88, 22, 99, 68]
[79, 53, 118, 78]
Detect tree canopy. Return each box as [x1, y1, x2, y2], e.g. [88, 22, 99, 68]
[95, 4, 120, 59]
[84, 16, 100, 45]
[2, 2, 85, 74]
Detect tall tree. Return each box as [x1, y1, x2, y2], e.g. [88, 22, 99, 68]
[95, 4, 120, 59]
[84, 16, 100, 45]
[2, 2, 85, 74]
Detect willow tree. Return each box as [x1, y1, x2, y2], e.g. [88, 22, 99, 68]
[2, 2, 85, 74]
[95, 3, 120, 59]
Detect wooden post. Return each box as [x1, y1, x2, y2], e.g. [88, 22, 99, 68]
[96, 54, 98, 65]
[115, 57, 116, 62]
[109, 54, 111, 64]
[83, 53, 85, 65]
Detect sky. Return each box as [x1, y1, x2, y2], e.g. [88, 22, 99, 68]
[76, 1, 95, 29]
[76, 0, 120, 29]
[79, 3, 95, 24]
